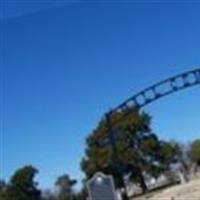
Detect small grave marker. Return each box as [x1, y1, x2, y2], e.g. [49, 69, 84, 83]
[87, 172, 117, 200]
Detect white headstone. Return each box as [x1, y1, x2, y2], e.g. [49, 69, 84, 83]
[87, 172, 117, 200]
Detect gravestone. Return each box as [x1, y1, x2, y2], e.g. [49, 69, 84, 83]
[87, 172, 117, 200]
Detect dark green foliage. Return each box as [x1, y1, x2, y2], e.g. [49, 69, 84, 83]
[74, 187, 87, 200]
[55, 175, 77, 200]
[159, 141, 181, 168]
[0, 180, 7, 200]
[3, 165, 41, 200]
[0, 180, 6, 189]
[190, 139, 200, 166]
[81, 107, 167, 193]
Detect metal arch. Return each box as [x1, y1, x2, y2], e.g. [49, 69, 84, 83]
[102, 68, 200, 186]
[110, 68, 200, 114]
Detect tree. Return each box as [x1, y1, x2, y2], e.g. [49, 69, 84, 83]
[4, 165, 41, 200]
[55, 175, 76, 200]
[0, 180, 6, 189]
[190, 139, 200, 166]
[0, 179, 7, 199]
[81, 107, 164, 195]
[74, 187, 87, 200]
[159, 141, 182, 168]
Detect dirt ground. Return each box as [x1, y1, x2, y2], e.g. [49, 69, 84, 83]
[133, 178, 200, 200]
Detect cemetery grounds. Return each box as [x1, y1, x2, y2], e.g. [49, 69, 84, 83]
[133, 177, 200, 200]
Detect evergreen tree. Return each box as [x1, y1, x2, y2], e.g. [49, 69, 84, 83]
[55, 175, 76, 200]
[4, 165, 41, 200]
[190, 139, 200, 166]
[81, 107, 164, 194]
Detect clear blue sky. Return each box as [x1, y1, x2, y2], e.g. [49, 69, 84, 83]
[1, 0, 200, 190]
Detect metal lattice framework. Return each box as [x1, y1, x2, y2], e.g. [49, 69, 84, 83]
[110, 68, 200, 113]
[104, 67, 200, 150]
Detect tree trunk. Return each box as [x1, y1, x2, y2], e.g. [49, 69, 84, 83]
[138, 171, 147, 194]
[121, 176, 129, 200]
[122, 192, 129, 200]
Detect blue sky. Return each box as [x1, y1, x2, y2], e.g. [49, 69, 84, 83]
[1, 1, 200, 190]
